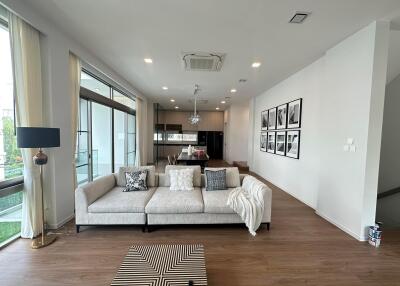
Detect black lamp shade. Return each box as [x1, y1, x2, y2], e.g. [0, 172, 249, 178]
[17, 127, 60, 148]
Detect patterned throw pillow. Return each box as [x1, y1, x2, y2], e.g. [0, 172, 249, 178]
[169, 168, 194, 191]
[124, 170, 148, 192]
[205, 169, 227, 191]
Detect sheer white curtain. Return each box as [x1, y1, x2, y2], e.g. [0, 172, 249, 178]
[134, 98, 147, 166]
[9, 13, 43, 238]
[69, 53, 81, 190]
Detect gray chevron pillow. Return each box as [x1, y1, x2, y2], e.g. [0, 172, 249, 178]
[124, 170, 148, 192]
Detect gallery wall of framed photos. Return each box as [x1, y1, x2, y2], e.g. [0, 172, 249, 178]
[260, 98, 302, 159]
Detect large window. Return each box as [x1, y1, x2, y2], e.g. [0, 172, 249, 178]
[0, 13, 23, 246]
[76, 70, 136, 184]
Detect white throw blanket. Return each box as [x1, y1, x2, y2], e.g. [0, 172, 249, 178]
[227, 176, 266, 236]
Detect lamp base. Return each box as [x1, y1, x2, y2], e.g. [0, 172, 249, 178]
[33, 150, 48, 165]
[31, 234, 57, 249]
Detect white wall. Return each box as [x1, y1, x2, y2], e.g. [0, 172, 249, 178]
[146, 101, 154, 164]
[317, 22, 389, 240]
[250, 58, 322, 208]
[223, 102, 250, 164]
[249, 22, 390, 240]
[0, 0, 147, 228]
[376, 193, 400, 227]
[379, 75, 400, 193]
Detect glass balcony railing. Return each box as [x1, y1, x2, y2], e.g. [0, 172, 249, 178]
[0, 191, 22, 245]
[75, 149, 98, 185]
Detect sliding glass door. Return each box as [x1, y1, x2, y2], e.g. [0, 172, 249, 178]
[92, 102, 112, 179]
[76, 98, 90, 185]
[76, 70, 136, 185]
[114, 109, 126, 170]
[127, 114, 136, 166]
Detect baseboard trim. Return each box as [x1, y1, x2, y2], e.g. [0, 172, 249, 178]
[249, 170, 367, 242]
[47, 213, 75, 230]
[250, 170, 316, 209]
[316, 210, 367, 241]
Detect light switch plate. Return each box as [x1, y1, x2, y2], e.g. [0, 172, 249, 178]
[347, 138, 354, 145]
[350, 145, 356, 152]
[343, 145, 350, 152]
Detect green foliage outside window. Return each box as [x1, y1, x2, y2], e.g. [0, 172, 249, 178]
[2, 117, 23, 179]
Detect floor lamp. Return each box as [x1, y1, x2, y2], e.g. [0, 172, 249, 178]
[16, 127, 60, 249]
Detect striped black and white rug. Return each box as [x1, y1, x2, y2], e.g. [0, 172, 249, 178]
[111, 244, 208, 286]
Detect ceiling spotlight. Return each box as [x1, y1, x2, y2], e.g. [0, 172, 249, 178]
[221, 101, 226, 104]
[144, 58, 153, 63]
[216, 107, 220, 110]
[175, 106, 179, 109]
[252, 62, 261, 68]
[170, 99, 175, 102]
[162, 86, 168, 90]
[230, 89, 237, 93]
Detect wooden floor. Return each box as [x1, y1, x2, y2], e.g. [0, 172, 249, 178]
[1, 161, 400, 285]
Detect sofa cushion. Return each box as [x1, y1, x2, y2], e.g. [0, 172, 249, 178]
[145, 187, 203, 213]
[88, 187, 156, 213]
[169, 168, 194, 191]
[205, 169, 227, 191]
[204, 167, 240, 188]
[202, 188, 236, 214]
[124, 170, 148, 191]
[164, 165, 201, 187]
[117, 166, 156, 187]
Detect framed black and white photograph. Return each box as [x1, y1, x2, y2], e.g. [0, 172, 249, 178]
[260, 132, 267, 152]
[267, 132, 276, 153]
[286, 130, 300, 159]
[287, 99, 302, 129]
[276, 104, 287, 129]
[275, 131, 286, 156]
[268, 107, 276, 130]
[261, 110, 268, 131]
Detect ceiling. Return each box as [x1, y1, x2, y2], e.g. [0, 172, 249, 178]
[25, 0, 400, 111]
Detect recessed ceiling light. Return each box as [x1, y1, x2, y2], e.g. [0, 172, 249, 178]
[221, 101, 226, 104]
[252, 62, 261, 68]
[175, 106, 179, 109]
[230, 89, 237, 93]
[162, 86, 168, 90]
[216, 107, 220, 110]
[239, 79, 247, 83]
[170, 99, 175, 102]
[144, 58, 153, 63]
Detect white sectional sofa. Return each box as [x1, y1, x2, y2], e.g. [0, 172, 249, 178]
[75, 165, 271, 233]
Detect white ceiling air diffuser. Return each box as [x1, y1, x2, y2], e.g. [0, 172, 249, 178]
[289, 12, 311, 24]
[182, 52, 225, 71]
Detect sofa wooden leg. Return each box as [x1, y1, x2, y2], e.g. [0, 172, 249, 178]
[76, 225, 80, 233]
[142, 225, 146, 233]
[266, 223, 270, 231]
[147, 225, 155, 233]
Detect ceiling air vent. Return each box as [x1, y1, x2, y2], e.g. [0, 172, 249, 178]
[182, 52, 225, 71]
[289, 12, 310, 24]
